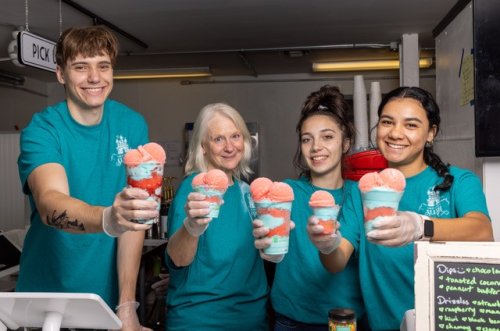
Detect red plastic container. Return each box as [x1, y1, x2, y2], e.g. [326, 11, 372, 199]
[343, 149, 388, 181]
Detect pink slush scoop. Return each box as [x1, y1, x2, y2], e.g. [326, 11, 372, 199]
[379, 168, 406, 192]
[204, 169, 229, 191]
[358, 168, 405, 193]
[358, 172, 384, 193]
[192, 172, 206, 186]
[268, 182, 294, 202]
[124, 142, 166, 166]
[250, 177, 273, 201]
[192, 169, 229, 191]
[309, 190, 336, 208]
[142, 142, 167, 164]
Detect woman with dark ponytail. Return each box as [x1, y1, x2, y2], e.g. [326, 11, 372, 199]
[308, 86, 493, 331]
[253, 85, 369, 330]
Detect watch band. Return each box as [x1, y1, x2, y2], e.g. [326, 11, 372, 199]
[421, 215, 433, 240]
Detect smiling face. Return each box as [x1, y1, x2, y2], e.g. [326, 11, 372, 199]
[56, 53, 113, 122]
[376, 98, 436, 176]
[203, 114, 244, 177]
[300, 114, 348, 185]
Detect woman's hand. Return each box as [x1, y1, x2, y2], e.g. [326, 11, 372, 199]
[182, 192, 212, 237]
[306, 216, 342, 254]
[366, 211, 424, 246]
[252, 219, 295, 263]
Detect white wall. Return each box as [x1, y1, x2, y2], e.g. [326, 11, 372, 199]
[0, 78, 48, 230]
[483, 159, 500, 240]
[0, 78, 49, 132]
[0, 133, 27, 231]
[435, 3, 499, 240]
[435, 3, 479, 175]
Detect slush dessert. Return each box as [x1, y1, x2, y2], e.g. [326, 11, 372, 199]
[124, 142, 166, 224]
[250, 177, 294, 255]
[358, 168, 406, 232]
[309, 190, 340, 235]
[191, 169, 229, 218]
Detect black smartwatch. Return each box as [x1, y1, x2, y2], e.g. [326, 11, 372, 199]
[422, 215, 434, 240]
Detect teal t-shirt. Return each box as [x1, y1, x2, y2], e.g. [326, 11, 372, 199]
[166, 174, 269, 330]
[17, 99, 149, 307]
[340, 166, 490, 331]
[270, 178, 364, 324]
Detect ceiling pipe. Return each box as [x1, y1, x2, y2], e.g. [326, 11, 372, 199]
[121, 42, 397, 57]
[62, 0, 148, 49]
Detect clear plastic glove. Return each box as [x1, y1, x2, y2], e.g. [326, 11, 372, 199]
[366, 211, 424, 247]
[252, 219, 295, 263]
[306, 216, 342, 254]
[183, 192, 212, 237]
[115, 301, 152, 331]
[103, 187, 157, 237]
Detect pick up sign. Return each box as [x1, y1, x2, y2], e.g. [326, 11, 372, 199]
[17, 31, 57, 72]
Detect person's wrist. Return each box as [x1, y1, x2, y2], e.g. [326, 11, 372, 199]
[319, 231, 342, 254]
[419, 214, 433, 241]
[102, 206, 125, 237]
[115, 301, 140, 311]
[183, 217, 205, 237]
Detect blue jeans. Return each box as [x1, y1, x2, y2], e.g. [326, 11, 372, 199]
[274, 313, 328, 331]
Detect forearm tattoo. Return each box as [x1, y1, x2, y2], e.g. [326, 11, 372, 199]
[47, 210, 85, 231]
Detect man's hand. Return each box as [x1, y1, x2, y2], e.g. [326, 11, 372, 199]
[115, 301, 153, 331]
[103, 187, 158, 237]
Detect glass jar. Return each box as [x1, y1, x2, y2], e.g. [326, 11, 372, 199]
[328, 308, 356, 331]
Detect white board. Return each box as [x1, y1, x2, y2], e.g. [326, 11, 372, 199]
[415, 241, 500, 331]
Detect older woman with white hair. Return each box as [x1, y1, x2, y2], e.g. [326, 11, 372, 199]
[165, 103, 269, 330]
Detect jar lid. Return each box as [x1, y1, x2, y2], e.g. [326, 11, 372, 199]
[328, 308, 356, 321]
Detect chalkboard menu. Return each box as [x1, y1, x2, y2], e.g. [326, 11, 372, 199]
[433, 261, 500, 331]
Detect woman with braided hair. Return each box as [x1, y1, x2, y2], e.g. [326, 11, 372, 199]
[307, 86, 493, 331]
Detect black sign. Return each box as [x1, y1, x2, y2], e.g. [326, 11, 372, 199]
[434, 261, 500, 331]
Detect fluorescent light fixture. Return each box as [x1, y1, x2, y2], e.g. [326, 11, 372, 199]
[312, 58, 433, 72]
[114, 67, 211, 80]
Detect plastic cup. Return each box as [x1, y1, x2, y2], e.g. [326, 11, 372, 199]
[255, 200, 292, 255]
[126, 161, 164, 225]
[311, 206, 340, 235]
[361, 189, 403, 233]
[193, 186, 225, 218]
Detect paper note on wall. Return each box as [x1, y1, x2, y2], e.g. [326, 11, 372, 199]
[460, 53, 474, 106]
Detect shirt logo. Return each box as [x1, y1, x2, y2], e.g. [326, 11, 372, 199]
[246, 193, 257, 219]
[419, 186, 450, 217]
[111, 135, 129, 166]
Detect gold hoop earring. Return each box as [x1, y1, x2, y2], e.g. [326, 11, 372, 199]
[425, 141, 433, 148]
